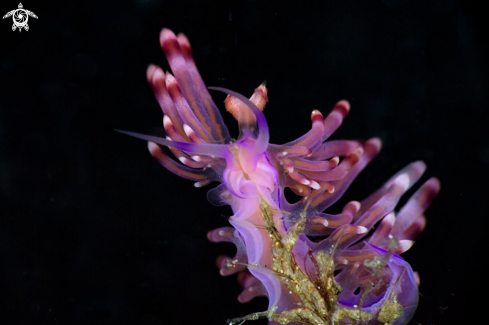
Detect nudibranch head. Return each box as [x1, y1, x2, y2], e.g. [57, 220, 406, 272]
[120, 28, 440, 325]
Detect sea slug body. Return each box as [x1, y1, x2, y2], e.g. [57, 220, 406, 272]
[120, 28, 439, 325]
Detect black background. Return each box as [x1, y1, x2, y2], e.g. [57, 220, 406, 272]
[0, 1, 487, 324]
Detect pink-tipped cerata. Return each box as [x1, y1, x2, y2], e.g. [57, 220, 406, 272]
[120, 28, 439, 325]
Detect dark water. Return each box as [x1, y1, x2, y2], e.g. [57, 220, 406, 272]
[0, 1, 486, 324]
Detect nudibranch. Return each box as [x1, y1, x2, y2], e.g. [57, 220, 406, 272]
[118, 28, 440, 325]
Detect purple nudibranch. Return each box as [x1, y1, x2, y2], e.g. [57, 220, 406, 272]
[120, 28, 440, 325]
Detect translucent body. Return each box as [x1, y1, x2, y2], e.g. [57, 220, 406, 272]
[121, 28, 440, 325]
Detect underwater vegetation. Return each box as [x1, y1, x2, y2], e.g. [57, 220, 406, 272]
[118, 28, 439, 325]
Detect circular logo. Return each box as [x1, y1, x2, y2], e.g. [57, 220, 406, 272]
[3, 3, 38, 32]
[13, 9, 28, 28]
